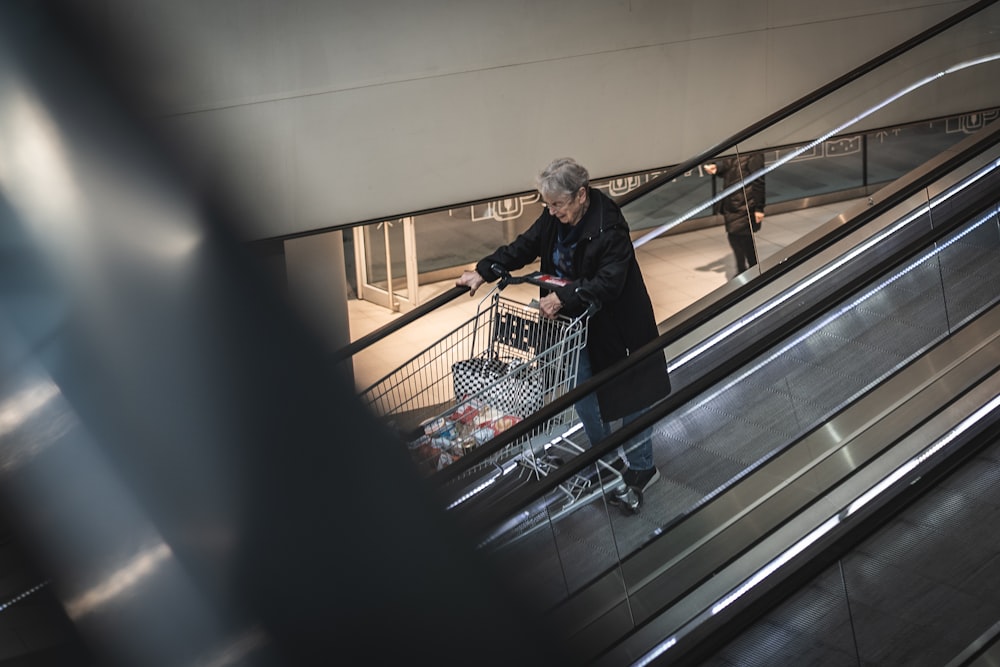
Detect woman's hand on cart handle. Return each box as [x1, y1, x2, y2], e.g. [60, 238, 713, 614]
[576, 286, 601, 317]
[539, 292, 562, 319]
[456, 269, 486, 296]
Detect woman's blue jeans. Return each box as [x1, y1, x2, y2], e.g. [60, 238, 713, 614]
[576, 349, 654, 471]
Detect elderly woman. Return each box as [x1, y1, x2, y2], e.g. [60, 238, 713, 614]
[456, 157, 670, 498]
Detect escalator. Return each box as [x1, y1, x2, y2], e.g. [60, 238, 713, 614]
[445, 109, 1000, 664]
[691, 413, 1000, 666]
[601, 301, 1000, 666]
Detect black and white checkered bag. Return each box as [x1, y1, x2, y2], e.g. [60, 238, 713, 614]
[452, 355, 543, 417]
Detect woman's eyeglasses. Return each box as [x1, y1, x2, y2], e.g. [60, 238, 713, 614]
[543, 188, 581, 211]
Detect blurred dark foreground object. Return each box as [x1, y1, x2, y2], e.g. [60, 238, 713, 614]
[0, 3, 562, 665]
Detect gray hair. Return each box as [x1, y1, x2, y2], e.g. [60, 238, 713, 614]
[536, 157, 589, 199]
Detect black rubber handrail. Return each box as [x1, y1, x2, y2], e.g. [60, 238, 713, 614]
[331, 285, 469, 362]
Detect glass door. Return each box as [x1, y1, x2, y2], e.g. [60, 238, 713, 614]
[353, 216, 419, 311]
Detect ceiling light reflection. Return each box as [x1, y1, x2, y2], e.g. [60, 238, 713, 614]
[0, 68, 201, 272]
[0, 378, 66, 474]
[0, 85, 83, 244]
[0, 378, 61, 438]
[192, 626, 270, 667]
[65, 540, 174, 619]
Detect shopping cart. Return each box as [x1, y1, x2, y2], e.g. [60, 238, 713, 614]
[360, 267, 629, 519]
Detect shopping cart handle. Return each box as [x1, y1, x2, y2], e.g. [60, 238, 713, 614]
[513, 271, 570, 289]
[490, 263, 512, 288]
[496, 270, 601, 315]
[576, 286, 601, 317]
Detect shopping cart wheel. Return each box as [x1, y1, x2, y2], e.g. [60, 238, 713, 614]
[609, 486, 643, 514]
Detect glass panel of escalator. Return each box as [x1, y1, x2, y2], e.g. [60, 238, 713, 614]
[480, 461, 634, 626]
[866, 110, 1000, 185]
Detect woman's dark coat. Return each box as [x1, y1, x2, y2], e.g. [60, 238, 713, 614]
[475, 188, 670, 421]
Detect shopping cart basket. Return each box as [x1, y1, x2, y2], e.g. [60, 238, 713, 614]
[361, 269, 595, 478]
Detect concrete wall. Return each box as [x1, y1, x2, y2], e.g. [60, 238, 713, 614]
[86, 0, 992, 240]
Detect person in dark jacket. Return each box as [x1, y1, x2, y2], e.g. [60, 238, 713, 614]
[705, 152, 766, 273]
[456, 157, 671, 495]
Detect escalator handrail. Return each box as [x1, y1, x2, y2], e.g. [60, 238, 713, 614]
[331, 285, 469, 362]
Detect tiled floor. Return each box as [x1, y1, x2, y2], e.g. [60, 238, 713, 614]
[346, 200, 865, 391]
